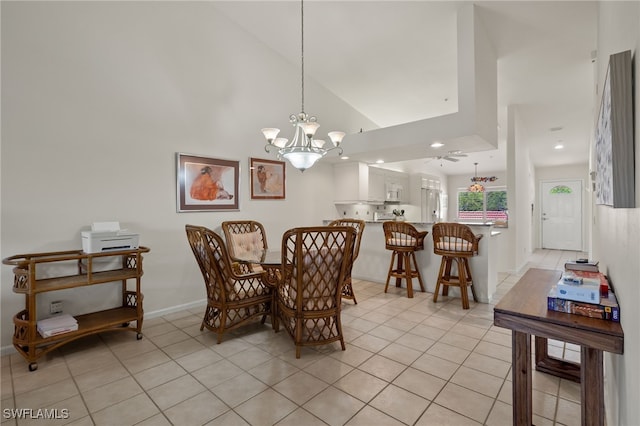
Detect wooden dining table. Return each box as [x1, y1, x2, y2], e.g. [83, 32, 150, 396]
[494, 268, 624, 426]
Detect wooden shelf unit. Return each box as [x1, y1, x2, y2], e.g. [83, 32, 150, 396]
[3, 246, 150, 371]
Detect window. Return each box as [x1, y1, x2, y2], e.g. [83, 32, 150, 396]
[457, 187, 508, 225]
[550, 185, 572, 194]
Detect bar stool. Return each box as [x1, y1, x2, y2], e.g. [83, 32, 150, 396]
[432, 222, 483, 309]
[383, 221, 428, 298]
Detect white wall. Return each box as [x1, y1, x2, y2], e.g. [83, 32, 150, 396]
[503, 106, 536, 273]
[592, 2, 640, 424]
[0, 2, 376, 351]
[534, 164, 590, 251]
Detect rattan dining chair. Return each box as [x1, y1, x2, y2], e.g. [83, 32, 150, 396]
[328, 218, 365, 304]
[185, 225, 272, 343]
[222, 220, 268, 274]
[274, 226, 356, 358]
[432, 222, 483, 309]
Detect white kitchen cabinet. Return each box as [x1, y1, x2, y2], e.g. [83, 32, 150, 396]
[410, 173, 442, 205]
[333, 162, 368, 202]
[333, 162, 386, 203]
[368, 167, 386, 202]
[333, 163, 413, 204]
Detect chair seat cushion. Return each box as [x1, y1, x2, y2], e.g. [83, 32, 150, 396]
[436, 238, 473, 252]
[387, 237, 417, 246]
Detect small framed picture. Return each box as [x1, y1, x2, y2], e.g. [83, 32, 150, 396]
[250, 157, 285, 200]
[176, 153, 239, 212]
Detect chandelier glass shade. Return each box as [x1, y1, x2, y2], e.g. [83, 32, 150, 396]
[468, 182, 485, 193]
[261, 0, 345, 172]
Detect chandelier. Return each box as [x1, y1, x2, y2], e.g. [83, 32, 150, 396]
[261, 0, 345, 172]
[468, 162, 485, 193]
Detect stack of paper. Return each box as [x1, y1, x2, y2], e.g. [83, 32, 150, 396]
[37, 314, 78, 338]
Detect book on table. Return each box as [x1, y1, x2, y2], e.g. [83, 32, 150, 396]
[547, 285, 620, 322]
[564, 260, 599, 272]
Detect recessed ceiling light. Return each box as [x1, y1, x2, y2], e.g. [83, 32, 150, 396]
[430, 142, 444, 148]
[376, 159, 384, 164]
[341, 156, 350, 160]
[554, 144, 564, 150]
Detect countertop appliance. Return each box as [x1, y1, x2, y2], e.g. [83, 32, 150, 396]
[81, 221, 139, 253]
[385, 182, 404, 203]
[421, 188, 442, 223]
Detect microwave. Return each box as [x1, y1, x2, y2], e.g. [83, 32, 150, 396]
[385, 183, 403, 202]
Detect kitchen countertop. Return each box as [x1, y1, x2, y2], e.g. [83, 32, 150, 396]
[326, 218, 499, 303]
[325, 220, 495, 226]
[325, 220, 434, 225]
[364, 220, 434, 225]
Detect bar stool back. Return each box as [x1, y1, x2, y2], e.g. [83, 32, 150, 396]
[432, 222, 483, 309]
[383, 221, 428, 298]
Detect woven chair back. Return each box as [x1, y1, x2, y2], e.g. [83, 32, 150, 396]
[383, 221, 425, 250]
[279, 226, 356, 312]
[221, 220, 268, 255]
[431, 222, 479, 256]
[186, 224, 269, 302]
[328, 219, 365, 260]
[186, 225, 231, 301]
[275, 226, 356, 357]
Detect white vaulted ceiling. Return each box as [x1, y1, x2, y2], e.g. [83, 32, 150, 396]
[214, 1, 597, 175]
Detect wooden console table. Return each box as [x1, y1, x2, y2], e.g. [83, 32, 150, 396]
[494, 268, 623, 426]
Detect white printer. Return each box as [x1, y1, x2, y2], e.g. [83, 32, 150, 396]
[81, 222, 140, 253]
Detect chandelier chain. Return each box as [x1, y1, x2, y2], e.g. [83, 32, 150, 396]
[260, 0, 345, 172]
[300, 0, 305, 114]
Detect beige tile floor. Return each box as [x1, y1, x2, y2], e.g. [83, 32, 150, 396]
[1, 249, 587, 426]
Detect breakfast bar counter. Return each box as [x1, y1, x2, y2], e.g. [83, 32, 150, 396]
[325, 220, 500, 303]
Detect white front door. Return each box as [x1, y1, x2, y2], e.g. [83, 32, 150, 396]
[541, 180, 582, 250]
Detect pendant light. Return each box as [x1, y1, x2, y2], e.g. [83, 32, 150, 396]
[468, 162, 485, 193]
[260, 0, 345, 172]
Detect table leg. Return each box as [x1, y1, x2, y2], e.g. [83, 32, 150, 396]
[263, 266, 279, 330]
[581, 346, 604, 426]
[535, 336, 580, 383]
[512, 330, 532, 426]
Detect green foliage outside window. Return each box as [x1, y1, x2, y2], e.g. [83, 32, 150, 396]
[487, 190, 508, 211]
[458, 191, 483, 211]
[458, 188, 508, 224]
